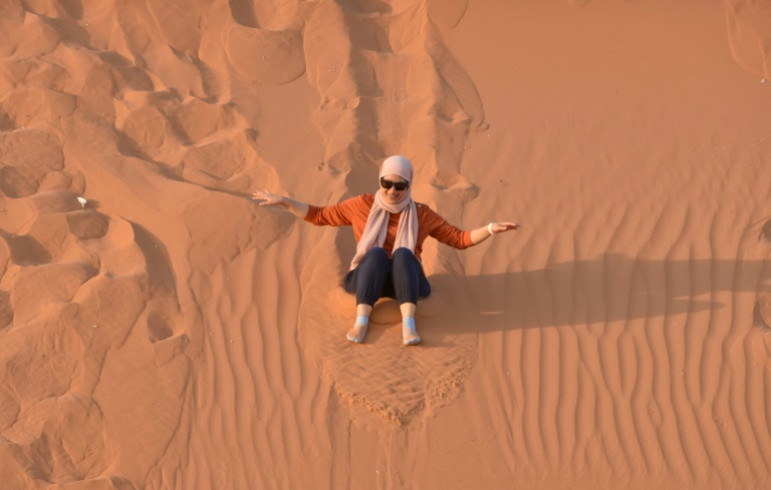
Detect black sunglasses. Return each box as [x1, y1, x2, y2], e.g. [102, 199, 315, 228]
[380, 178, 409, 191]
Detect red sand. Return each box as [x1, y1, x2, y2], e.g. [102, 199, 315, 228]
[1, 1, 770, 488]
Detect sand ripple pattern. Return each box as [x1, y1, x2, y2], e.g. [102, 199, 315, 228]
[463, 212, 771, 488]
[1, 0, 771, 489]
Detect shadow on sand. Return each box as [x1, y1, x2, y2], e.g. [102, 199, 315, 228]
[328, 226, 770, 341]
[411, 254, 771, 336]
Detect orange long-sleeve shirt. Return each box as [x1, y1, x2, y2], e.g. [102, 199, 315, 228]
[304, 194, 473, 261]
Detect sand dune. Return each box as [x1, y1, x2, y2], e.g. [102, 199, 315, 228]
[0, 0, 770, 489]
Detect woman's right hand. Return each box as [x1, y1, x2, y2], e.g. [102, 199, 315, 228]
[251, 190, 285, 207]
[252, 190, 310, 219]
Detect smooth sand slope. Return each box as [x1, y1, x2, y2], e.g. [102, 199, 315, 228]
[0, 0, 770, 489]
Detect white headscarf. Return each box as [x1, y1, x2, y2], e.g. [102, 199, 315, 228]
[349, 155, 418, 270]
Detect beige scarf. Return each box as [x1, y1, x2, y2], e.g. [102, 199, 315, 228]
[350, 155, 418, 270]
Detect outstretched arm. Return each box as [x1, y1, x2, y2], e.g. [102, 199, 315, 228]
[251, 190, 309, 219]
[470, 221, 521, 245]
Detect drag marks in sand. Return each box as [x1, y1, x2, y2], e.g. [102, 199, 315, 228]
[298, 0, 484, 426]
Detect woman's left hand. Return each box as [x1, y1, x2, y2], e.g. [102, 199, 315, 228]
[490, 222, 521, 234]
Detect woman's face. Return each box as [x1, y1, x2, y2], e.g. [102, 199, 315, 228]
[379, 173, 409, 205]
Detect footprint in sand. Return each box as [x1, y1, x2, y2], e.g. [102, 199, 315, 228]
[0, 130, 64, 198]
[0, 166, 38, 198]
[224, 24, 305, 86]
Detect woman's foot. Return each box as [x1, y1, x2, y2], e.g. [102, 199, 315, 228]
[403, 328, 421, 346]
[347, 315, 370, 343]
[402, 317, 421, 346]
[346, 324, 368, 343]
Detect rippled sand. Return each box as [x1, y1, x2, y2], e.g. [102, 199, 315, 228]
[0, 1, 769, 488]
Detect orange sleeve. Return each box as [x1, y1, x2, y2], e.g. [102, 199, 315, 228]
[421, 206, 473, 249]
[304, 195, 364, 227]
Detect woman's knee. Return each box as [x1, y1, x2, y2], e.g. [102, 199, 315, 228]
[363, 247, 389, 261]
[360, 247, 389, 268]
[392, 247, 417, 266]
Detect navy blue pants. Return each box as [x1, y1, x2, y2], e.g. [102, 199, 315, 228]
[344, 247, 431, 306]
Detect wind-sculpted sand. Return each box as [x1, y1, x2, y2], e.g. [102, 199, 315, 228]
[1, 0, 770, 489]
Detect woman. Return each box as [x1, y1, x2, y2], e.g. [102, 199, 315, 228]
[252, 155, 520, 346]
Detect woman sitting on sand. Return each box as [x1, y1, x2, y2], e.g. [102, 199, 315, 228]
[252, 155, 520, 346]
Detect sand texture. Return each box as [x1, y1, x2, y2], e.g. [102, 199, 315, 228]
[1, 0, 770, 489]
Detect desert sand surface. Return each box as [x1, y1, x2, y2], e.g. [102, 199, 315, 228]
[0, 0, 770, 489]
